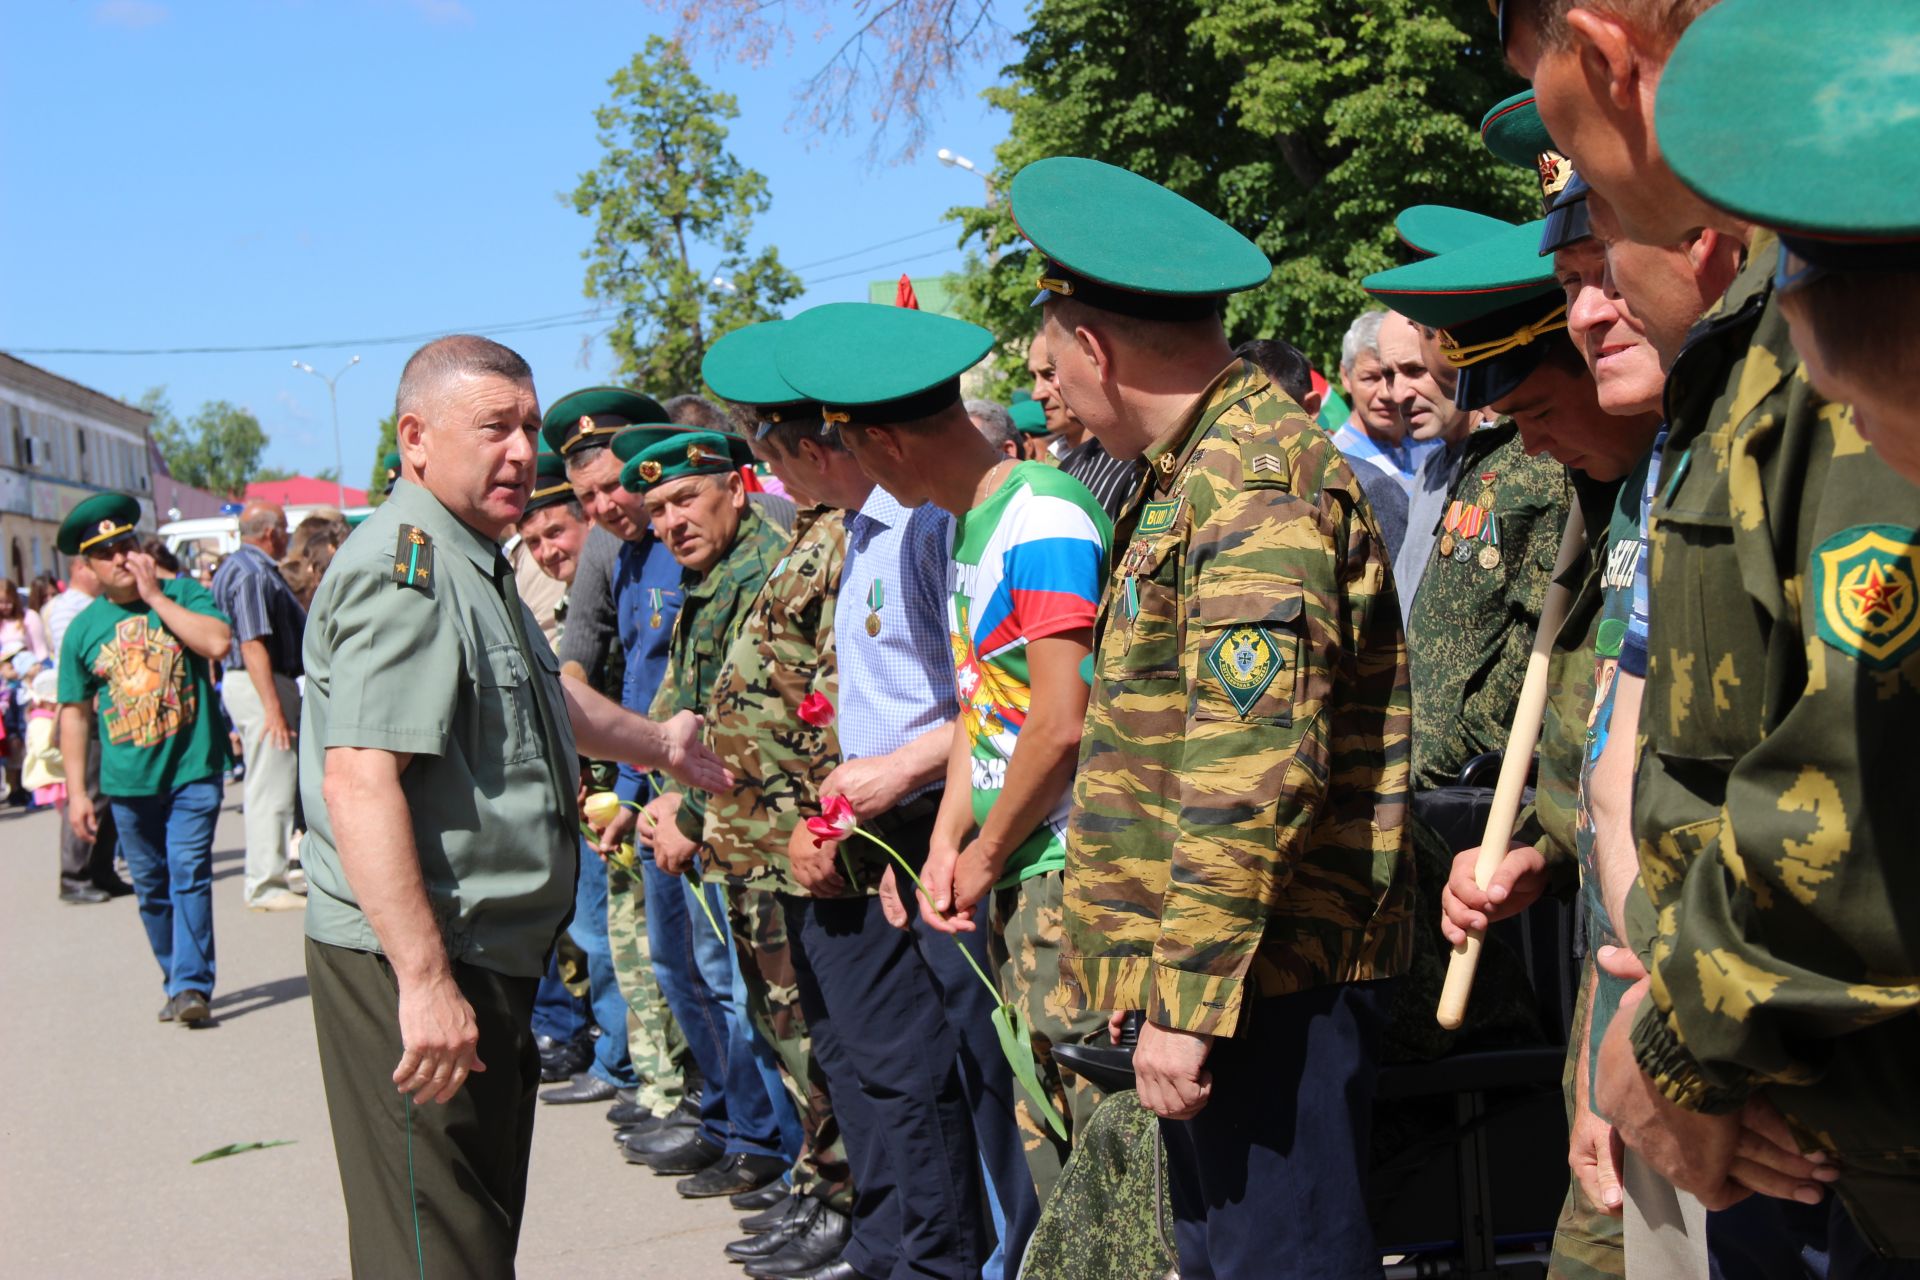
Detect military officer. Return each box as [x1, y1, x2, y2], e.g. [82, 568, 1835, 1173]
[1011, 156, 1413, 1278]
[298, 335, 728, 1277]
[696, 321, 862, 1275]
[1503, 0, 1920, 1266]
[627, 429, 802, 1199]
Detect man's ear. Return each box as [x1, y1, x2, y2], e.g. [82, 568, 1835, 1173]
[1074, 320, 1117, 388]
[724, 470, 747, 510]
[1565, 7, 1640, 110]
[396, 411, 427, 472]
[1302, 389, 1324, 418]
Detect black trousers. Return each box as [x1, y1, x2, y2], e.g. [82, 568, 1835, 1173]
[58, 735, 119, 892]
[1161, 980, 1394, 1280]
[782, 810, 985, 1280]
[306, 939, 540, 1280]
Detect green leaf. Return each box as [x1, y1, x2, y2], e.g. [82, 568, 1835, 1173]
[991, 1001, 1068, 1141]
[191, 1139, 296, 1165]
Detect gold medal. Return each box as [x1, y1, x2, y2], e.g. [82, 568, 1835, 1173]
[1479, 544, 1501, 570]
[1439, 532, 1456, 558]
[864, 579, 885, 637]
[865, 612, 881, 637]
[650, 612, 662, 628]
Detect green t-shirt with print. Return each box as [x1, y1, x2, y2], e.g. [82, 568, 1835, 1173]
[57, 578, 231, 798]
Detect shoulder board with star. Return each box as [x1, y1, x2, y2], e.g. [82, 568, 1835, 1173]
[392, 524, 436, 593]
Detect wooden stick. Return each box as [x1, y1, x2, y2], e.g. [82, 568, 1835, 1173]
[1435, 504, 1588, 1030]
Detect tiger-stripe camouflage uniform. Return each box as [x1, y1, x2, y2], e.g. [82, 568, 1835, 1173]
[1407, 422, 1570, 791]
[1627, 233, 1920, 1253]
[701, 504, 855, 1214]
[1062, 356, 1415, 1027]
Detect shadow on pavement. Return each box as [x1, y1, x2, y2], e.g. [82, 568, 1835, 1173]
[210, 973, 310, 1022]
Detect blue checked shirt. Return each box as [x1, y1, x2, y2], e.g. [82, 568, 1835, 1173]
[835, 487, 956, 800]
[210, 542, 306, 677]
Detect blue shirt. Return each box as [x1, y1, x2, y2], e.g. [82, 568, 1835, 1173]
[1331, 419, 1442, 496]
[211, 542, 306, 677]
[835, 487, 956, 800]
[613, 535, 686, 805]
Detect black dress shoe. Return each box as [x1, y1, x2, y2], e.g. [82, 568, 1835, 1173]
[605, 1090, 646, 1125]
[536, 1035, 592, 1083]
[619, 1117, 704, 1159]
[677, 1151, 786, 1199]
[771, 1261, 869, 1280]
[173, 991, 211, 1025]
[158, 994, 178, 1022]
[743, 1204, 853, 1278]
[732, 1181, 792, 1214]
[640, 1129, 725, 1175]
[60, 885, 111, 905]
[540, 1073, 618, 1105]
[726, 1198, 816, 1261]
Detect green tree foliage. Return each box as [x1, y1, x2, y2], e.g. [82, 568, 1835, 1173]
[367, 413, 398, 505]
[952, 0, 1534, 378]
[140, 388, 269, 498]
[573, 36, 804, 396]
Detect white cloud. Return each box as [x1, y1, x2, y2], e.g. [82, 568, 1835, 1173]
[91, 1, 169, 29]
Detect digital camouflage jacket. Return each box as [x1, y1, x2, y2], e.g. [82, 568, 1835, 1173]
[1062, 359, 1415, 1039]
[1629, 233, 1920, 1251]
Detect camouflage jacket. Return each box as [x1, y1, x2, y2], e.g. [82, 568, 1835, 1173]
[649, 505, 792, 839]
[1061, 358, 1415, 1038]
[1407, 422, 1570, 791]
[1629, 233, 1920, 1238]
[701, 506, 859, 897]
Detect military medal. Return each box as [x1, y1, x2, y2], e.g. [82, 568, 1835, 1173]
[1439, 532, 1456, 557]
[865, 579, 884, 637]
[1479, 513, 1502, 569]
[648, 587, 664, 629]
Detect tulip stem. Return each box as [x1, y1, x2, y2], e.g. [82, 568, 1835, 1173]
[849, 827, 1000, 1003]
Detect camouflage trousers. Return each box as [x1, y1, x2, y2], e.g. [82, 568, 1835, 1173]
[725, 882, 854, 1214]
[606, 854, 688, 1118]
[1022, 1089, 1175, 1280]
[991, 869, 1110, 1209]
[1549, 953, 1626, 1280]
[555, 930, 591, 999]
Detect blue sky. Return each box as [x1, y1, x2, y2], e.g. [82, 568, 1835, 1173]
[0, 0, 1011, 485]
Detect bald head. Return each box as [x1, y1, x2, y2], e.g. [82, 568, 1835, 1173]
[238, 501, 288, 556]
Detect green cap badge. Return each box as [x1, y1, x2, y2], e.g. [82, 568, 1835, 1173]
[1010, 157, 1270, 319]
[775, 303, 993, 427]
[58, 491, 142, 557]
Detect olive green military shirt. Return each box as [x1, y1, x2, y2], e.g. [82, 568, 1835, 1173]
[1407, 421, 1569, 791]
[1629, 233, 1920, 1249]
[701, 506, 858, 897]
[651, 505, 793, 842]
[299, 479, 581, 979]
[1062, 358, 1415, 1039]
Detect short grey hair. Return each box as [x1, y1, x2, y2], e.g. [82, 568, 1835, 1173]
[1339, 310, 1388, 374]
[237, 508, 282, 540]
[965, 399, 1020, 454]
[663, 394, 730, 431]
[394, 334, 533, 420]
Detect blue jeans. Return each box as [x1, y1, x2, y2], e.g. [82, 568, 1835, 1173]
[530, 954, 589, 1044]
[567, 840, 637, 1089]
[111, 778, 222, 999]
[685, 873, 784, 1160]
[641, 853, 733, 1148]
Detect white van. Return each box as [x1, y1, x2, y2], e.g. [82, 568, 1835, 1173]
[159, 504, 373, 572]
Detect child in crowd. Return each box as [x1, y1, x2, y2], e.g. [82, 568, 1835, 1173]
[22, 668, 63, 810]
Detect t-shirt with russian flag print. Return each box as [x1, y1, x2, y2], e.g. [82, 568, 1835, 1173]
[947, 461, 1112, 884]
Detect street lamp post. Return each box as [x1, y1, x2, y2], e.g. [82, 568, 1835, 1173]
[937, 148, 994, 205]
[293, 355, 360, 509]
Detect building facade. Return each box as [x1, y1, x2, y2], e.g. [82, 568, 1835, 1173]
[0, 353, 157, 584]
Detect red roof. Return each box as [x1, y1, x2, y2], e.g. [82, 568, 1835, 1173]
[244, 476, 368, 508]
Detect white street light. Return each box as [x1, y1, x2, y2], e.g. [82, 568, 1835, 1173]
[937, 147, 993, 204]
[711, 275, 738, 294]
[293, 354, 360, 509]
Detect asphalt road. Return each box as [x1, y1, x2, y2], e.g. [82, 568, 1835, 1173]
[0, 787, 746, 1278]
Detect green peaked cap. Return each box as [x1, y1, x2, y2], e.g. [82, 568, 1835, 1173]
[607, 423, 752, 469]
[1009, 399, 1049, 435]
[522, 448, 575, 517]
[620, 430, 744, 494]
[775, 303, 993, 425]
[1010, 156, 1270, 318]
[1480, 90, 1557, 170]
[541, 387, 670, 456]
[58, 491, 141, 556]
[1362, 217, 1559, 330]
[702, 321, 812, 411]
[1658, 0, 1920, 250]
[1396, 205, 1516, 258]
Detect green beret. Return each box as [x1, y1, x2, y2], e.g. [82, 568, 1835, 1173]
[521, 448, 576, 518]
[382, 450, 402, 496]
[775, 303, 993, 426]
[1010, 399, 1049, 435]
[58, 492, 141, 557]
[541, 387, 670, 456]
[620, 430, 742, 494]
[1363, 216, 1568, 410]
[1010, 157, 1271, 320]
[1657, 0, 1920, 268]
[701, 322, 827, 440]
[1396, 205, 1514, 258]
